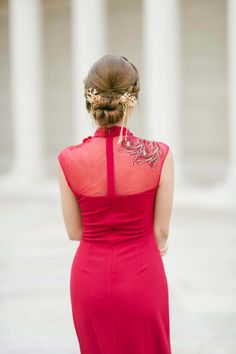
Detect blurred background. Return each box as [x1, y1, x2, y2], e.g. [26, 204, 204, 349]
[0, 0, 235, 353]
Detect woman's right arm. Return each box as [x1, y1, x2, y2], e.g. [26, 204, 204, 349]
[153, 149, 175, 256]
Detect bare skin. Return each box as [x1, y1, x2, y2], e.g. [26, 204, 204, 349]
[58, 165, 83, 241]
[153, 148, 174, 256]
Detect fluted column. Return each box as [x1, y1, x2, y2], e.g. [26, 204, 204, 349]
[9, 0, 43, 182]
[71, 0, 107, 143]
[142, 0, 184, 186]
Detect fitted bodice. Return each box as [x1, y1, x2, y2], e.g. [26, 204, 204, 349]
[57, 125, 169, 245]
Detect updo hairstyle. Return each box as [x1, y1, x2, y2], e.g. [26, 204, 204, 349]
[83, 55, 140, 127]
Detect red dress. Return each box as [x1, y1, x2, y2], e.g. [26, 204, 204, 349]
[57, 125, 171, 354]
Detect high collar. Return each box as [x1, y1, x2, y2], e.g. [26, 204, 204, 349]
[94, 125, 132, 137]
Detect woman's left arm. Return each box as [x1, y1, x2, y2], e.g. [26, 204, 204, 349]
[57, 162, 83, 241]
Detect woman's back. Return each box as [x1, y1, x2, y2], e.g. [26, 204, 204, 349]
[58, 125, 169, 243]
[58, 124, 172, 354]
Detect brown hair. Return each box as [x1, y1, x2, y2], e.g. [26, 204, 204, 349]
[83, 55, 140, 127]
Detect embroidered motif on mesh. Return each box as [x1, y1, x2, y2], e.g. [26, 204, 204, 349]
[118, 135, 162, 171]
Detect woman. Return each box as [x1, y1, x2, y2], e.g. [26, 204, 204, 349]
[57, 54, 174, 354]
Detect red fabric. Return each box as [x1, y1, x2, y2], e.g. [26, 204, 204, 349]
[57, 125, 171, 354]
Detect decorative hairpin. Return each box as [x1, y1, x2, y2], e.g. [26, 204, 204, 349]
[85, 87, 137, 108]
[85, 87, 101, 105]
[119, 92, 137, 108]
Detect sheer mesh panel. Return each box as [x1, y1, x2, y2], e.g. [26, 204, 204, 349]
[113, 136, 169, 195]
[58, 138, 107, 197]
[57, 135, 170, 197]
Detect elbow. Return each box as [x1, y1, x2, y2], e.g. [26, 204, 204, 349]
[154, 227, 169, 241]
[68, 232, 82, 241]
[66, 225, 83, 241]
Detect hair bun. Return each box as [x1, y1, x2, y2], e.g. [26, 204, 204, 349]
[93, 99, 124, 127]
[84, 54, 140, 127]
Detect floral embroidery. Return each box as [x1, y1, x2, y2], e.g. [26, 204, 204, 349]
[118, 135, 162, 170]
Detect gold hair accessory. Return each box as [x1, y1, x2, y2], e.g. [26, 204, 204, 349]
[86, 87, 101, 105]
[85, 87, 137, 108]
[119, 92, 137, 108]
[117, 92, 137, 144]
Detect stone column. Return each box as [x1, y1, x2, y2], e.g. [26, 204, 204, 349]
[142, 0, 184, 186]
[71, 0, 107, 143]
[225, 0, 236, 192]
[9, 0, 43, 183]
